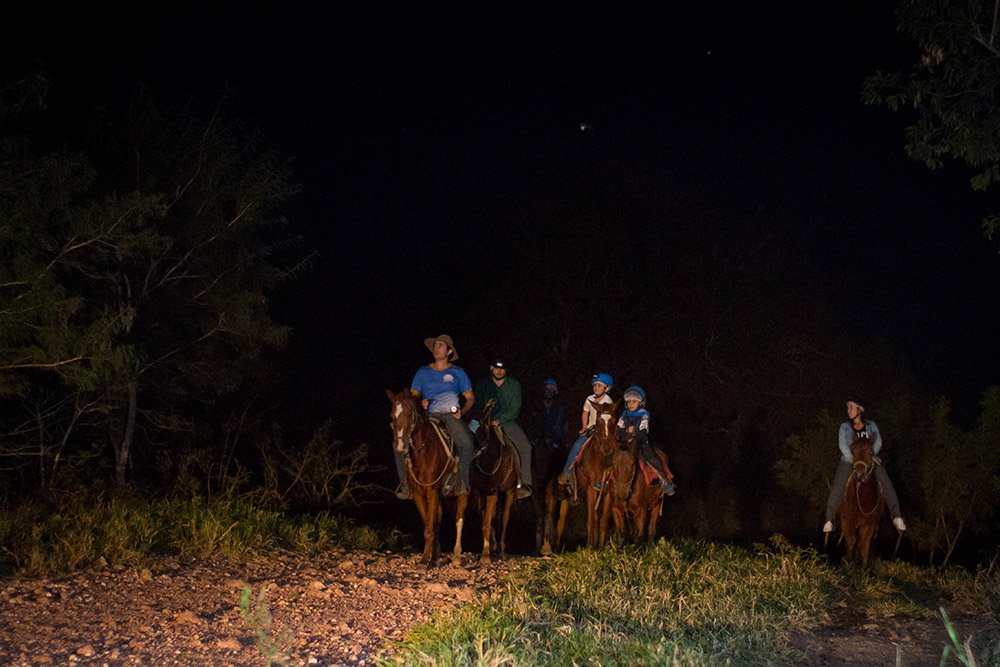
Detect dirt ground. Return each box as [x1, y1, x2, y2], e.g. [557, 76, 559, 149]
[0, 548, 995, 666]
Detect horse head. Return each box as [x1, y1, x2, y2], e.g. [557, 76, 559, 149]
[610, 439, 637, 501]
[589, 399, 620, 442]
[850, 433, 875, 478]
[387, 389, 423, 455]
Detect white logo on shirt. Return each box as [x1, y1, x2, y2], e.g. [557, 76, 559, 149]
[443, 374, 454, 383]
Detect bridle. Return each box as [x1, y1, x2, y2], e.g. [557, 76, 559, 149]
[848, 444, 882, 516]
[391, 398, 420, 455]
[610, 442, 637, 503]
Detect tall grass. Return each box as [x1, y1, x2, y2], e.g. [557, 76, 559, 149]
[0, 495, 405, 576]
[392, 536, 827, 665]
[389, 536, 998, 666]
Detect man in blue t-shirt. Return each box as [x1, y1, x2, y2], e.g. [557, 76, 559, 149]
[394, 334, 476, 499]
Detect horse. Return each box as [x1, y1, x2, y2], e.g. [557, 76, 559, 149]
[605, 439, 674, 544]
[838, 433, 884, 566]
[531, 432, 566, 554]
[541, 399, 619, 553]
[470, 401, 519, 563]
[387, 389, 468, 567]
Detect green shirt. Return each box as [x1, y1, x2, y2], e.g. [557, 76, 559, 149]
[473, 376, 523, 426]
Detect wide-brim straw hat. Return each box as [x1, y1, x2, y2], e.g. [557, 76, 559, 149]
[424, 334, 458, 361]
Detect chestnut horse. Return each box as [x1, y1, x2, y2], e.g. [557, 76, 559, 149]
[838, 433, 884, 566]
[541, 399, 619, 553]
[470, 401, 519, 563]
[605, 440, 674, 543]
[387, 390, 468, 567]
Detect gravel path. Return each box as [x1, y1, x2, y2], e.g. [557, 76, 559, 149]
[1, 548, 995, 666]
[0, 549, 514, 666]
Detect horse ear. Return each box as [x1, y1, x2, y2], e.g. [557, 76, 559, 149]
[386, 389, 396, 402]
[612, 400, 620, 411]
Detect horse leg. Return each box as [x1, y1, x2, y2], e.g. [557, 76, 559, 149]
[499, 489, 514, 559]
[481, 493, 497, 564]
[647, 495, 661, 542]
[541, 482, 556, 556]
[451, 492, 467, 565]
[586, 487, 601, 549]
[415, 489, 438, 567]
[633, 500, 647, 544]
[841, 524, 857, 563]
[555, 498, 570, 552]
[859, 523, 876, 566]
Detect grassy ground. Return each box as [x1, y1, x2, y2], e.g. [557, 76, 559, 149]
[388, 536, 1000, 666]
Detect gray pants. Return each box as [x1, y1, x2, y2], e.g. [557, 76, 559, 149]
[500, 423, 533, 488]
[395, 414, 475, 494]
[825, 460, 901, 521]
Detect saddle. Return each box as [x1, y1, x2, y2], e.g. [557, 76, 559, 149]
[426, 414, 459, 473]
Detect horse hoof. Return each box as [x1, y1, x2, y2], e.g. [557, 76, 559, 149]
[480, 555, 492, 565]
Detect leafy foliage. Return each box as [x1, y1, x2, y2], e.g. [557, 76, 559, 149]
[863, 0, 1000, 238]
[1, 80, 298, 488]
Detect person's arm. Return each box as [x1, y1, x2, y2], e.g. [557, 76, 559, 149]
[838, 423, 852, 462]
[869, 421, 882, 456]
[458, 389, 474, 418]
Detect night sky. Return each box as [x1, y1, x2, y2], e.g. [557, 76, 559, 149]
[6, 3, 1000, 429]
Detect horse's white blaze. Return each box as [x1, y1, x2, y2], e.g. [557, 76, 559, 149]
[393, 402, 403, 418]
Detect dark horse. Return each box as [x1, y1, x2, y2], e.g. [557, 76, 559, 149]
[541, 399, 619, 553]
[387, 390, 468, 567]
[838, 433, 884, 566]
[470, 401, 519, 563]
[531, 433, 566, 554]
[605, 440, 674, 543]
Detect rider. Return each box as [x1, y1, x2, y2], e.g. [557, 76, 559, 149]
[822, 397, 906, 533]
[611, 385, 675, 493]
[394, 334, 476, 500]
[557, 372, 614, 487]
[537, 378, 567, 452]
[473, 358, 533, 499]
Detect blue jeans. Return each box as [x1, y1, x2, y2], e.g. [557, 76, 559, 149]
[395, 414, 474, 494]
[561, 432, 590, 476]
[825, 460, 902, 520]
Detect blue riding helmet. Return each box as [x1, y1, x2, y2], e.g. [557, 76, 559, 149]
[542, 378, 558, 389]
[592, 373, 613, 389]
[623, 386, 646, 404]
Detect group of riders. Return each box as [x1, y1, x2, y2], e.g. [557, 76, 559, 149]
[393, 334, 907, 535]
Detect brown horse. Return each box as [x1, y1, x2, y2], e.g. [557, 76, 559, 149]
[387, 390, 468, 567]
[470, 402, 519, 563]
[541, 399, 619, 553]
[605, 440, 673, 543]
[838, 434, 884, 566]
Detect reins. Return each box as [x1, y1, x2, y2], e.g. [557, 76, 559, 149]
[848, 459, 882, 517]
[394, 400, 454, 489]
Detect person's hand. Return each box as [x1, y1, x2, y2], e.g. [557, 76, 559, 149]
[491, 419, 500, 427]
[578, 428, 587, 435]
[421, 399, 430, 410]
